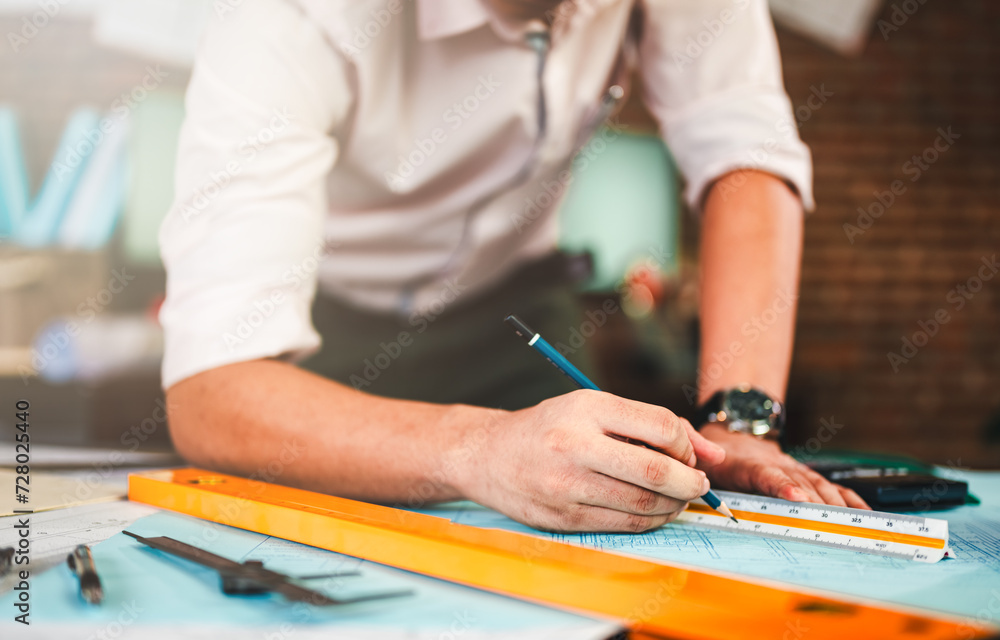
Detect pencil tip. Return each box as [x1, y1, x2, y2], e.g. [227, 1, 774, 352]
[715, 502, 739, 523]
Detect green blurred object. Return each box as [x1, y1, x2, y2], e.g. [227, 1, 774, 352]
[557, 129, 680, 291]
[123, 90, 186, 265]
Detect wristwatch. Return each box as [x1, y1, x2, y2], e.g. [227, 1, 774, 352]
[692, 384, 785, 440]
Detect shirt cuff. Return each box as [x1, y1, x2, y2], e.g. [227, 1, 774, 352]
[661, 87, 815, 213]
[159, 276, 322, 390]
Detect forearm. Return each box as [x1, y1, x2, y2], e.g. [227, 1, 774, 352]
[696, 170, 804, 404]
[165, 359, 488, 504]
[163, 358, 732, 530]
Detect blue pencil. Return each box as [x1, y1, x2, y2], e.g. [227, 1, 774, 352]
[505, 314, 738, 524]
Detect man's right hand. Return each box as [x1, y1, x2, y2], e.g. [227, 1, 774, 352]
[451, 389, 726, 533]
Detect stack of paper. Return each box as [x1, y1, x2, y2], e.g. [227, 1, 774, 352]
[0, 469, 126, 517]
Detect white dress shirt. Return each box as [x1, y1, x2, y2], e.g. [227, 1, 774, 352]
[158, 0, 813, 389]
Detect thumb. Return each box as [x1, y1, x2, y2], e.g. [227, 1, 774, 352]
[685, 421, 726, 467]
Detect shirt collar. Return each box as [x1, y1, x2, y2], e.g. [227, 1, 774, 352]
[416, 0, 492, 41]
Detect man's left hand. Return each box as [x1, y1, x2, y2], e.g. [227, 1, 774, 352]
[697, 424, 871, 509]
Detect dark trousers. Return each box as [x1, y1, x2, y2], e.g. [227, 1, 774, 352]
[301, 254, 597, 411]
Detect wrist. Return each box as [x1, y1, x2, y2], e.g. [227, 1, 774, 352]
[698, 423, 729, 438]
[700, 423, 781, 451]
[438, 403, 509, 501]
[693, 384, 785, 440]
[698, 382, 785, 407]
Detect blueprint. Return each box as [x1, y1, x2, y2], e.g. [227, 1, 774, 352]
[0, 508, 618, 639]
[2, 470, 997, 636]
[0, 499, 158, 600]
[413, 470, 1000, 619]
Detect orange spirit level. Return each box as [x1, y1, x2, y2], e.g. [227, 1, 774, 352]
[128, 469, 993, 640]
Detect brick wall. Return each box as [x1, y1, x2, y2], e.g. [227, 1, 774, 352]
[772, 0, 1000, 467]
[2, 6, 998, 465]
[596, 0, 1000, 469]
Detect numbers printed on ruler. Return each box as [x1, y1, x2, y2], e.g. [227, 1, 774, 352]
[677, 490, 952, 563]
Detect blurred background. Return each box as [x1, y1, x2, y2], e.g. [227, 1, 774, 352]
[0, 0, 997, 468]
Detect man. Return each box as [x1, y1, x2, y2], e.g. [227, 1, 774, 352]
[159, 0, 867, 534]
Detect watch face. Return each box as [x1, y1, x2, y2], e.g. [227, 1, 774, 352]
[724, 388, 776, 422]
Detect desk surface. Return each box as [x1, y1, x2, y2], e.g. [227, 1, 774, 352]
[417, 469, 1000, 621]
[1, 469, 998, 637]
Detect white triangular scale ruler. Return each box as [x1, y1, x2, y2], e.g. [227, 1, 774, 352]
[679, 490, 953, 563]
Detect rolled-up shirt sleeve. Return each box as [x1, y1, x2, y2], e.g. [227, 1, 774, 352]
[638, 0, 814, 212]
[158, 0, 350, 389]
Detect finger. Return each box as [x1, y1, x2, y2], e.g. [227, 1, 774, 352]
[594, 396, 697, 467]
[751, 465, 811, 502]
[684, 421, 726, 467]
[574, 472, 688, 517]
[805, 473, 849, 507]
[838, 485, 871, 510]
[552, 504, 674, 534]
[579, 437, 709, 502]
[787, 471, 826, 504]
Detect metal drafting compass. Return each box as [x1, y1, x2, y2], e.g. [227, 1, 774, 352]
[123, 531, 412, 606]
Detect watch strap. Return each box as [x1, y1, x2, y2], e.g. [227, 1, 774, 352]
[691, 390, 724, 431]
